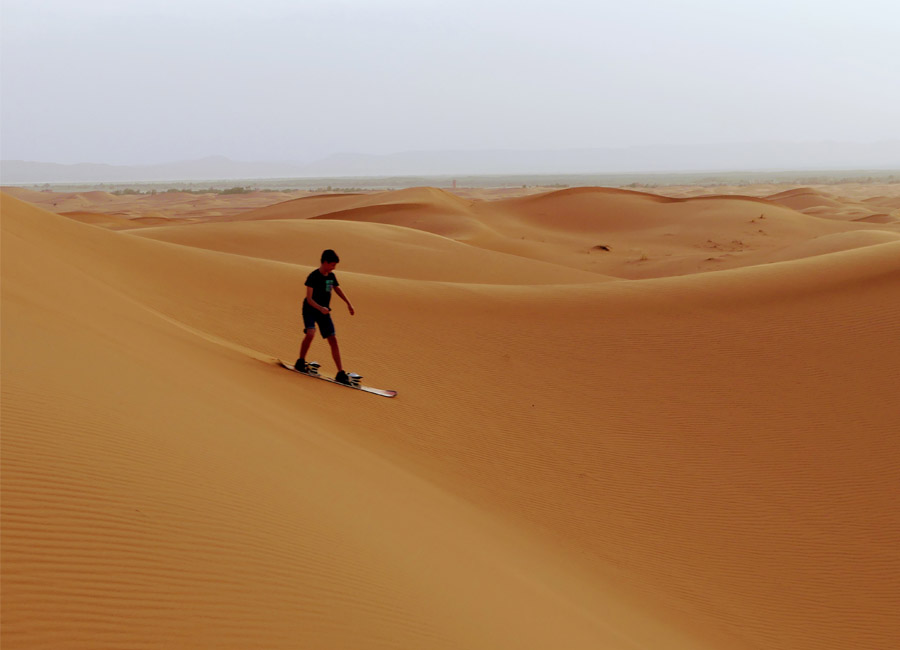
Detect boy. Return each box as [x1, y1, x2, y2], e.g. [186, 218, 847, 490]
[294, 249, 355, 383]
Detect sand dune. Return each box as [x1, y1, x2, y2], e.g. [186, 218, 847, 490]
[648, 183, 900, 225]
[59, 210, 141, 229]
[8, 181, 899, 227]
[853, 213, 897, 224]
[862, 195, 900, 210]
[765, 187, 900, 224]
[227, 187, 490, 242]
[3, 187, 900, 650]
[475, 187, 893, 277]
[766, 187, 846, 210]
[202, 185, 898, 279]
[1, 186, 310, 223]
[725, 229, 900, 265]
[133, 218, 611, 284]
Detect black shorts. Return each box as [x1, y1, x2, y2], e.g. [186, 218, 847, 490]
[303, 306, 336, 339]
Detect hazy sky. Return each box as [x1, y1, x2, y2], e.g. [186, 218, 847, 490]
[2, 0, 899, 165]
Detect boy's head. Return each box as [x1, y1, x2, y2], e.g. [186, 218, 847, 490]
[319, 249, 340, 273]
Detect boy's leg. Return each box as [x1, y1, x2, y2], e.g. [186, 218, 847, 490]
[299, 328, 316, 360]
[326, 335, 343, 372]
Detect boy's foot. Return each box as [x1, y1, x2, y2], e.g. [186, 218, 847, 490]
[334, 370, 351, 385]
[294, 358, 308, 373]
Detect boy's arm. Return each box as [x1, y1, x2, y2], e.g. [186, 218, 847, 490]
[305, 286, 329, 313]
[334, 287, 355, 315]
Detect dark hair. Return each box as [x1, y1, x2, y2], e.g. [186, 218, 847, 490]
[321, 249, 340, 264]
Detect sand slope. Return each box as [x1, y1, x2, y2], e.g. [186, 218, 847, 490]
[3, 189, 900, 650]
[132, 218, 611, 284]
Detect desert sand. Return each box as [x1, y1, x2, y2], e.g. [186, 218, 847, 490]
[2, 182, 899, 649]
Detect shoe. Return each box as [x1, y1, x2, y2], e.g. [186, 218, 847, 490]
[294, 358, 308, 373]
[334, 370, 351, 385]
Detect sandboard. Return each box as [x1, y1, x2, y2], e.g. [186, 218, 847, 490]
[279, 361, 397, 398]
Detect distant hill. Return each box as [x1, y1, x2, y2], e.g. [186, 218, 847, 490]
[307, 141, 900, 176]
[3, 141, 899, 184]
[0, 156, 310, 184]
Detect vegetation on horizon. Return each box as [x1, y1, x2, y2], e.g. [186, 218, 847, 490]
[109, 186, 261, 196]
[100, 185, 369, 196]
[26, 170, 900, 196]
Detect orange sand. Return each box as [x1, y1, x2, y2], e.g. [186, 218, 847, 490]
[2, 184, 899, 650]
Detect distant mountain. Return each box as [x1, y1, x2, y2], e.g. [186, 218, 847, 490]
[3, 142, 899, 184]
[0, 156, 310, 184]
[306, 141, 900, 176]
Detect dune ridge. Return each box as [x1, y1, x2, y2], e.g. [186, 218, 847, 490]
[221, 185, 898, 279]
[3, 188, 900, 650]
[132, 218, 613, 284]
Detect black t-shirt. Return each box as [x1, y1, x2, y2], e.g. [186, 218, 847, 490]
[304, 269, 339, 310]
